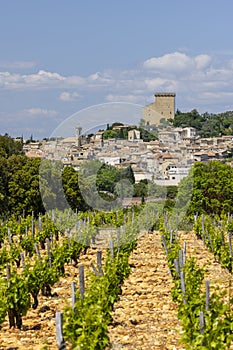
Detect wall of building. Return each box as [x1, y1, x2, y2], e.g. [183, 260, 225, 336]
[154, 93, 176, 119]
[142, 92, 176, 125]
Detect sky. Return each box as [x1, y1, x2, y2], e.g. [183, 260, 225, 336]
[1, 0, 233, 139]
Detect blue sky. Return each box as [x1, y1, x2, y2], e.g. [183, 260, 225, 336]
[1, 0, 233, 139]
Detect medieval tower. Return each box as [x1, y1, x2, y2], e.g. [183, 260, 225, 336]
[142, 92, 176, 125]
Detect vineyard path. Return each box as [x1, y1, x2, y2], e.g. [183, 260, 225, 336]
[108, 231, 184, 350]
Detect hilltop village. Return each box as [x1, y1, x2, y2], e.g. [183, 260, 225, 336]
[23, 93, 233, 186]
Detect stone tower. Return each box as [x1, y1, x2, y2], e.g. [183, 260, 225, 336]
[154, 92, 176, 119]
[75, 125, 82, 147]
[142, 92, 176, 125]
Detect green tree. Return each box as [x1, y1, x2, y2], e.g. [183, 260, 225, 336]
[177, 161, 233, 216]
[62, 166, 89, 212]
[8, 157, 44, 216]
[0, 134, 23, 158]
[120, 166, 135, 184]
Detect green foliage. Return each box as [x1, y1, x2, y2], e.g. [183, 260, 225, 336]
[0, 134, 23, 158]
[194, 215, 232, 272]
[160, 216, 233, 349]
[171, 109, 233, 137]
[185, 161, 233, 216]
[63, 241, 135, 349]
[6, 268, 31, 328]
[0, 278, 7, 327]
[0, 155, 44, 217]
[103, 122, 157, 142]
[103, 129, 118, 139]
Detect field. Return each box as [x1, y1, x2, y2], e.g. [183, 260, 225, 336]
[0, 209, 232, 349]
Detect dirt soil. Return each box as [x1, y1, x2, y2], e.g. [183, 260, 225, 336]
[0, 230, 232, 349]
[108, 231, 184, 350]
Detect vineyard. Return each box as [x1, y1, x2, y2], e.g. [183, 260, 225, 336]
[0, 205, 232, 349]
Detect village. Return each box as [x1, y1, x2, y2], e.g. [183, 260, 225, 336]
[22, 93, 233, 186]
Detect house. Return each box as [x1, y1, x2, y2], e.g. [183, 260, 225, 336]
[128, 129, 141, 141]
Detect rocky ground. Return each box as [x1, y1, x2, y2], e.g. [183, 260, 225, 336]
[107, 231, 183, 350]
[0, 230, 232, 349]
[0, 248, 99, 350]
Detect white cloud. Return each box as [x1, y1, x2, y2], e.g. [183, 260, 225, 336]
[143, 52, 212, 73]
[144, 77, 178, 92]
[59, 91, 81, 101]
[2, 52, 233, 115]
[0, 69, 113, 90]
[194, 54, 212, 70]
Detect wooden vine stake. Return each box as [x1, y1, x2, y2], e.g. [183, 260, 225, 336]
[110, 239, 114, 259]
[170, 230, 173, 244]
[34, 243, 41, 260]
[31, 211, 35, 237]
[179, 250, 184, 270]
[46, 238, 52, 267]
[71, 282, 76, 311]
[56, 312, 66, 350]
[174, 259, 180, 276]
[97, 250, 104, 276]
[183, 242, 186, 265]
[161, 235, 168, 256]
[206, 280, 210, 312]
[180, 271, 186, 304]
[228, 232, 233, 259]
[38, 216, 42, 232]
[116, 229, 121, 253]
[79, 265, 85, 300]
[199, 311, 205, 334]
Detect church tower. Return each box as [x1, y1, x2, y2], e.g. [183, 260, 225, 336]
[75, 125, 82, 147]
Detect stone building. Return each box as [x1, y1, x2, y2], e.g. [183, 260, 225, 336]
[128, 129, 141, 141]
[142, 92, 176, 125]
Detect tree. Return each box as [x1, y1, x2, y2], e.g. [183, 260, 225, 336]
[39, 159, 65, 212]
[62, 166, 89, 212]
[0, 134, 23, 158]
[8, 157, 44, 216]
[103, 130, 117, 140]
[177, 160, 233, 216]
[120, 166, 135, 184]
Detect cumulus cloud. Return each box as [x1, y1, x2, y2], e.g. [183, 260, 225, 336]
[2, 52, 233, 114]
[143, 52, 212, 73]
[144, 77, 179, 92]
